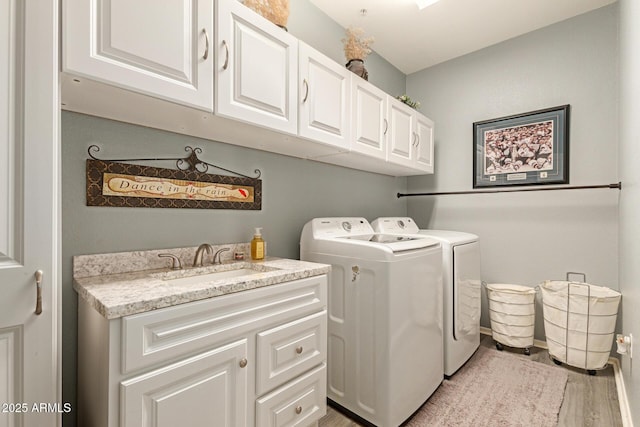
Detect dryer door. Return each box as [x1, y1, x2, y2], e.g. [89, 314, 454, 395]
[453, 241, 481, 339]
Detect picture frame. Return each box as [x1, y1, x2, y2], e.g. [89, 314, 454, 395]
[473, 105, 570, 188]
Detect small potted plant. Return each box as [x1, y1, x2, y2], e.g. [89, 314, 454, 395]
[244, 0, 290, 30]
[396, 94, 421, 110]
[342, 26, 374, 80]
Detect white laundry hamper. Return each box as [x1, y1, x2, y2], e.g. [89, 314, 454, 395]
[486, 283, 536, 355]
[540, 279, 621, 375]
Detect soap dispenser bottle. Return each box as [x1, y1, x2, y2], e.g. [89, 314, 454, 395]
[251, 227, 265, 260]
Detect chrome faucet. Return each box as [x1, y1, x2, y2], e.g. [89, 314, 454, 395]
[193, 243, 213, 267]
[158, 253, 183, 270]
[213, 247, 231, 265]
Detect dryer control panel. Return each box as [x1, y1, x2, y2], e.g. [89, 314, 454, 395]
[371, 217, 420, 234]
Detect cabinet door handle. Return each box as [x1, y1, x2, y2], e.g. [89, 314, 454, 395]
[295, 346, 303, 354]
[222, 40, 230, 70]
[202, 29, 209, 60]
[302, 79, 309, 103]
[415, 133, 420, 147]
[35, 270, 43, 315]
[239, 358, 247, 368]
[383, 119, 388, 135]
[295, 406, 303, 415]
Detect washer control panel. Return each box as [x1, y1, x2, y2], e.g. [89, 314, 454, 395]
[311, 218, 374, 237]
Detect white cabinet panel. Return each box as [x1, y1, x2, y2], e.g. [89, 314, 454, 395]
[387, 99, 415, 168]
[415, 114, 435, 173]
[351, 78, 387, 159]
[216, 0, 298, 135]
[63, 0, 214, 110]
[298, 42, 350, 150]
[120, 339, 248, 427]
[256, 310, 327, 395]
[387, 97, 435, 174]
[121, 275, 326, 373]
[256, 364, 327, 427]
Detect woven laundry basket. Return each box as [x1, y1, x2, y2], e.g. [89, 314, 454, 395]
[541, 280, 621, 372]
[486, 283, 536, 354]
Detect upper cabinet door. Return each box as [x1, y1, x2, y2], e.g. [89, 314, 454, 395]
[351, 78, 387, 159]
[298, 42, 350, 150]
[415, 114, 435, 173]
[387, 98, 415, 168]
[216, 0, 298, 135]
[62, 0, 214, 111]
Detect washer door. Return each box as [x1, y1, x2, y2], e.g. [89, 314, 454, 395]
[453, 241, 481, 339]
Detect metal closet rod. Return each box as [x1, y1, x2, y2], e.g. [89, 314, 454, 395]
[397, 182, 622, 198]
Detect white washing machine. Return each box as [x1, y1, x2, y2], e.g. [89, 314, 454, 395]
[300, 218, 443, 427]
[372, 217, 481, 377]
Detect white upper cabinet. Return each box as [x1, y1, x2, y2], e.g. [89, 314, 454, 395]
[387, 98, 415, 168]
[298, 42, 351, 151]
[351, 78, 388, 160]
[216, 0, 298, 135]
[387, 97, 434, 173]
[61, 0, 435, 176]
[62, 0, 214, 111]
[414, 113, 435, 173]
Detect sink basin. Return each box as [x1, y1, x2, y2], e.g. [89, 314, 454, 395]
[160, 267, 268, 286]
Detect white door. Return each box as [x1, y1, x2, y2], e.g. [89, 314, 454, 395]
[387, 98, 415, 168]
[1, 1, 60, 426]
[351, 78, 387, 159]
[216, 0, 298, 135]
[415, 114, 434, 173]
[298, 42, 350, 150]
[120, 340, 249, 427]
[62, 0, 214, 111]
[453, 242, 481, 339]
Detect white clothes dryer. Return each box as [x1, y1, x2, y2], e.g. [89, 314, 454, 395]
[300, 218, 443, 427]
[371, 217, 481, 377]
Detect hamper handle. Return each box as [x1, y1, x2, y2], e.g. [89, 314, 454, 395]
[566, 272, 586, 283]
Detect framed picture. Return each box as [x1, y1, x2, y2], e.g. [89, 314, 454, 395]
[473, 105, 570, 188]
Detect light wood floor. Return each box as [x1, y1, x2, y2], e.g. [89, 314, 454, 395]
[319, 334, 623, 427]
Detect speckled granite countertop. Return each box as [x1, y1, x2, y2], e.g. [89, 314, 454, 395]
[73, 243, 330, 320]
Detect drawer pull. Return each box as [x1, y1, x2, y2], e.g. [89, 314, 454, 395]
[239, 358, 248, 368]
[295, 346, 303, 354]
[295, 405, 302, 415]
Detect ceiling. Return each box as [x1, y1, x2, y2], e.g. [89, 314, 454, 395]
[310, 0, 617, 75]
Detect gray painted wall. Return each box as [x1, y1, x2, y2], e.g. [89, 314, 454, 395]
[60, 3, 408, 425]
[406, 5, 620, 341]
[288, 1, 406, 96]
[619, 0, 639, 423]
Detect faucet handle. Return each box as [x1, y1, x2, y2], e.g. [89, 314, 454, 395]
[213, 247, 231, 265]
[158, 253, 183, 270]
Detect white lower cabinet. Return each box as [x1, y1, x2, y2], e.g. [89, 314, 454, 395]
[77, 275, 328, 427]
[256, 364, 327, 427]
[120, 339, 249, 427]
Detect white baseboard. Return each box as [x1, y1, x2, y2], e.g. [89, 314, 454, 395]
[480, 326, 634, 427]
[609, 357, 634, 427]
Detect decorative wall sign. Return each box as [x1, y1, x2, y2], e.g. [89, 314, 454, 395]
[86, 146, 262, 210]
[473, 105, 570, 188]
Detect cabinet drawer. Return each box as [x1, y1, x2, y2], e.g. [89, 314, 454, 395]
[256, 310, 327, 394]
[121, 275, 327, 373]
[256, 363, 327, 427]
